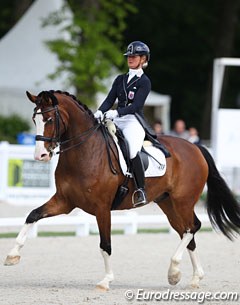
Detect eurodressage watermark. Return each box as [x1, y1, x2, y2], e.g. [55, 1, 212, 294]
[124, 288, 239, 303]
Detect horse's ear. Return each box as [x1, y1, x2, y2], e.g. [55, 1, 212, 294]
[26, 91, 37, 103]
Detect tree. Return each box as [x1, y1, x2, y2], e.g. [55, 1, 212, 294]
[124, 0, 240, 138]
[0, 0, 33, 38]
[43, 0, 136, 106]
[0, 115, 30, 144]
[1, 0, 240, 139]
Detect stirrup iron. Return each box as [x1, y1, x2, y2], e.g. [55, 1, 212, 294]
[132, 188, 147, 207]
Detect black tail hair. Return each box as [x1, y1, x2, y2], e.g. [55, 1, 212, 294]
[196, 144, 240, 240]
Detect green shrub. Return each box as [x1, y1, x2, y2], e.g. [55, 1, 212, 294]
[0, 114, 30, 144]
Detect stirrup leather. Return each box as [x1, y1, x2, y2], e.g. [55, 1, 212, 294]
[132, 188, 147, 207]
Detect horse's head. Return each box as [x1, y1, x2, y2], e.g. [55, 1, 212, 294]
[26, 90, 67, 161]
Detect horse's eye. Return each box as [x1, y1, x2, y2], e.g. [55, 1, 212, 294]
[46, 117, 53, 124]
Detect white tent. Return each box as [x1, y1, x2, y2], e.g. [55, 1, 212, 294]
[144, 90, 171, 131]
[0, 0, 71, 127]
[0, 0, 171, 131]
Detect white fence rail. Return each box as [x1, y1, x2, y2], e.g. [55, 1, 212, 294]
[0, 211, 211, 237]
[0, 142, 212, 237]
[1, 142, 239, 207]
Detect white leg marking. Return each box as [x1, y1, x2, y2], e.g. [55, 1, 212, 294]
[96, 250, 114, 291]
[168, 232, 193, 285]
[4, 223, 34, 265]
[188, 249, 204, 288]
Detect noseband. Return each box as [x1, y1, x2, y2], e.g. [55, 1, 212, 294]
[33, 105, 62, 144]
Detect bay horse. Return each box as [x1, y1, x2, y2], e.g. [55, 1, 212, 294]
[4, 90, 240, 290]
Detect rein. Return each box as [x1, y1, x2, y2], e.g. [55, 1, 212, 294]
[100, 124, 119, 175]
[58, 123, 118, 174]
[33, 96, 118, 174]
[57, 124, 101, 154]
[33, 104, 101, 153]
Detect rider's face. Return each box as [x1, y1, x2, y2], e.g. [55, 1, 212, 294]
[127, 55, 146, 69]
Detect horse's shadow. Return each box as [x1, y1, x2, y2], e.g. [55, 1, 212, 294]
[0, 277, 201, 292]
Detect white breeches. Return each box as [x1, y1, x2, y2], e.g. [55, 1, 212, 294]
[114, 114, 145, 159]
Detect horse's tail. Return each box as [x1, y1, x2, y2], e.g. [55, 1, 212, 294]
[196, 144, 240, 240]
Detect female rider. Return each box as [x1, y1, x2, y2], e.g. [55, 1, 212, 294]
[94, 41, 151, 207]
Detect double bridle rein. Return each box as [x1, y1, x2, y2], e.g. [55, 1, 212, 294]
[32, 104, 101, 155]
[32, 92, 118, 174]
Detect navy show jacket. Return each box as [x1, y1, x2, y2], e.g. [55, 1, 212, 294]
[99, 73, 151, 118]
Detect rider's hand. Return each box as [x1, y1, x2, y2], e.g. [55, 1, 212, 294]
[94, 110, 103, 121]
[105, 110, 118, 120]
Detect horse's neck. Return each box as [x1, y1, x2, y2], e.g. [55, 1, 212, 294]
[59, 105, 103, 167]
[63, 102, 94, 138]
[57, 132, 104, 175]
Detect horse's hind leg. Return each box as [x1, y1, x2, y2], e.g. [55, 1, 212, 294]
[4, 195, 73, 266]
[187, 213, 204, 288]
[95, 208, 114, 291]
[156, 199, 203, 287]
[156, 198, 187, 285]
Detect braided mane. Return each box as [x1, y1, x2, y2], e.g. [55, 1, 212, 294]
[48, 90, 96, 121]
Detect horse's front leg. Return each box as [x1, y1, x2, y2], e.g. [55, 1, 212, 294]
[4, 195, 73, 266]
[4, 222, 34, 266]
[95, 209, 114, 291]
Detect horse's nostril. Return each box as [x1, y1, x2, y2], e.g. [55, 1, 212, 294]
[41, 153, 48, 159]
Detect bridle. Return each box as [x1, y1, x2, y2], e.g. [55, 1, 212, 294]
[32, 104, 101, 155]
[33, 105, 63, 144]
[32, 91, 117, 174]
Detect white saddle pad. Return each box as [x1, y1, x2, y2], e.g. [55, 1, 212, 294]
[114, 140, 167, 177]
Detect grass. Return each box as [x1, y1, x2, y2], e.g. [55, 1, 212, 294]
[0, 232, 18, 238]
[0, 227, 213, 238]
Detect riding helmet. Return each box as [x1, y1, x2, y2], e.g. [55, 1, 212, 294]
[124, 41, 150, 61]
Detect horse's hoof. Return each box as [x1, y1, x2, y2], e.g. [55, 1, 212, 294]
[4, 255, 20, 266]
[168, 270, 181, 285]
[95, 284, 109, 292]
[190, 274, 203, 288]
[190, 281, 200, 289]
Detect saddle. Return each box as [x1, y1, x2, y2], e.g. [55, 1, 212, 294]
[134, 113, 171, 158]
[104, 118, 170, 210]
[105, 115, 170, 169]
[115, 126, 149, 170]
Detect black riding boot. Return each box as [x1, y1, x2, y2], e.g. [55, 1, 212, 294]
[131, 153, 147, 207]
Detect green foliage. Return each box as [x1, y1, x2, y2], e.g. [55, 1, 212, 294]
[0, 0, 15, 38]
[2, 0, 240, 138]
[124, 0, 218, 127]
[124, 0, 240, 137]
[0, 0, 33, 39]
[0, 115, 30, 144]
[42, 0, 136, 106]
